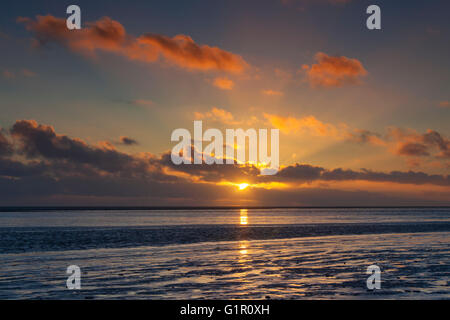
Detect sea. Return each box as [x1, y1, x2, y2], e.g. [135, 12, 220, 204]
[0, 207, 449, 299]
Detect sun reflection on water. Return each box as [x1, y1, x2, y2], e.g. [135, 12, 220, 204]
[240, 209, 248, 225]
[239, 240, 249, 255]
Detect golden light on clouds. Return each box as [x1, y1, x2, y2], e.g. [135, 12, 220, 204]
[213, 77, 234, 90]
[216, 181, 290, 191]
[18, 15, 249, 73]
[262, 89, 284, 96]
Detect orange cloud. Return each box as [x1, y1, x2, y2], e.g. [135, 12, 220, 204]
[213, 77, 234, 90]
[195, 107, 238, 125]
[264, 113, 341, 137]
[139, 34, 247, 73]
[2, 70, 15, 79]
[98, 140, 116, 150]
[132, 99, 154, 108]
[439, 101, 450, 108]
[388, 128, 450, 159]
[302, 52, 367, 88]
[262, 89, 284, 96]
[2, 119, 449, 206]
[18, 15, 247, 73]
[193, 108, 449, 167]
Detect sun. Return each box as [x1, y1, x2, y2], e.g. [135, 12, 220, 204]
[238, 183, 249, 190]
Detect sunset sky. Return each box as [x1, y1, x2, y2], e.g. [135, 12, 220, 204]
[0, 0, 449, 206]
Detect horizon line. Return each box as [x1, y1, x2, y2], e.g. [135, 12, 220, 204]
[0, 206, 449, 212]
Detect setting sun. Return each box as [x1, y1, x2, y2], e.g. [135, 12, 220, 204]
[238, 183, 249, 190]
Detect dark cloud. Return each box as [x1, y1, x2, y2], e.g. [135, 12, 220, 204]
[390, 129, 450, 159]
[0, 119, 449, 206]
[273, 164, 323, 182]
[158, 150, 260, 183]
[0, 158, 45, 177]
[119, 136, 138, 146]
[10, 120, 148, 174]
[423, 130, 450, 159]
[348, 127, 450, 161]
[0, 130, 13, 156]
[159, 148, 450, 187]
[260, 164, 450, 187]
[323, 168, 450, 186]
[397, 142, 430, 157]
[347, 129, 385, 146]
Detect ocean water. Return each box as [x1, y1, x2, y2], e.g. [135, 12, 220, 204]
[0, 208, 449, 299]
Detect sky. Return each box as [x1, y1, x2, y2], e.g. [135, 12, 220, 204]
[0, 0, 449, 206]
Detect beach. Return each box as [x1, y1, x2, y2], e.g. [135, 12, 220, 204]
[0, 208, 449, 299]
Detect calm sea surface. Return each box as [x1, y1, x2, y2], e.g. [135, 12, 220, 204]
[0, 208, 449, 299]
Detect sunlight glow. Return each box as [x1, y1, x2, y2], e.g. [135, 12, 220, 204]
[238, 183, 249, 190]
[216, 181, 288, 190]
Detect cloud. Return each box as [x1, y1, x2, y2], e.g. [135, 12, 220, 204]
[0, 120, 237, 205]
[131, 99, 154, 108]
[262, 89, 284, 96]
[159, 150, 260, 183]
[10, 120, 149, 173]
[18, 15, 248, 73]
[119, 136, 138, 146]
[163, 142, 442, 188]
[2, 70, 15, 79]
[264, 110, 449, 159]
[212, 77, 234, 90]
[21, 69, 37, 77]
[301, 52, 367, 88]
[2, 69, 37, 79]
[406, 158, 423, 169]
[389, 128, 450, 160]
[139, 34, 247, 73]
[195, 107, 239, 125]
[0, 158, 46, 179]
[347, 129, 386, 146]
[265, 164, 450, 187]
[396, 143, 430, 157]
[0, 130, 13, 156]
[196, 109, 449, 166]
[264, 113, 341, 136]
[264, 112, 449, 165]
[439, 101, 450, 108]
[346, 126, 450, 161]
[0, 119, 448, 206]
